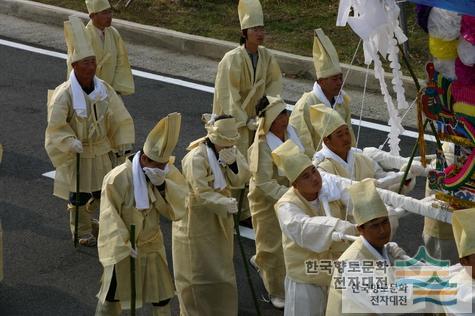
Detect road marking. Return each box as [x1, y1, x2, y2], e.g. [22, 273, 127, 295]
[42, 171, 55, 179]
[0, 38, 435, 141]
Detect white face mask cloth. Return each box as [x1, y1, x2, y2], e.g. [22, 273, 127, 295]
[143, 164, 169, 186]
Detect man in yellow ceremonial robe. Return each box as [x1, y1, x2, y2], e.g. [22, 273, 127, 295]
[247, 95, 304, 309]
[312, 105, 417, 194]
[172, 115, 251, 316]
[272, 140, 357, 316]
[212, 0, 282, 156]
[95, 113, 187, 316]
[289, 29, 354, 158]
[45, 16, 134, 247]
[326, 179, 408, 316]
[68, 0, 135, 96]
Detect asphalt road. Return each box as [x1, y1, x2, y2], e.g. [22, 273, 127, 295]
[0, 38, 433, 315]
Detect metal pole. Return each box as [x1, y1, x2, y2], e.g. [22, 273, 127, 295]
[74, 153, 80, 248]
[130, 224, 136, 316]
[233, 188, 261, 316]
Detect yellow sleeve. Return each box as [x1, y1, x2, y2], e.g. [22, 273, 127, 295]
[97, 170, 132, 267]
[182, 147, 233, 218]
[213, 53, 248, 128]
[160, 164, 188, 221]
[106, 87, 135, 150]
[44, 88, 77, 167]
[110, 28, 135, 95]
[253, 141, 288, 202]
[264, 52, 283, 98]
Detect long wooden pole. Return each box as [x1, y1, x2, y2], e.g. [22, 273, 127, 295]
[130, 224, 136, 316]
[74, 153, 80, 248]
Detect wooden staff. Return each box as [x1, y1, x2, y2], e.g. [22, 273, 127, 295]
[233, 187, 261, 316]
[130, 224, 136, 316]
[74, 153, 80, 248]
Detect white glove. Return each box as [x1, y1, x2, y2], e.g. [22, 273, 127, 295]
[218, 146, 237, 166]
[143, 165, 168, 186]
[386, 242, 407, 259]
[246, 117, 258, 131]
[401, 162, 426, 177]
[130, 246, 137, 258]
[69, 139, 83, 153]
[386, 171, 416, 194]
[225, 197, 239, 214]
[335, 219, 358, 236]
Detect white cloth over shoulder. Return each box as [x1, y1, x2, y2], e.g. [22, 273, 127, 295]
[132, 151, 149, 210]
[69, 70, 107, 118]
[265, 126, 304, 152]
[206, 145, 227, 190]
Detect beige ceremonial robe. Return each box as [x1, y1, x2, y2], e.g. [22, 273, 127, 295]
[326, 237, 398, 316]
[248, 137, 289, 298]
[212, 45, 282, 155]
[289, 88, 354, 158]
[97, 159, 187, 309]
[275, 187, 355, 316]
[45, 79, 134, 200]
[83, 22, 135, 95]
[172, 142, 251, 316]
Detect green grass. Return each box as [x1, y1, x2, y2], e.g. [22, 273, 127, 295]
[36, 0, 430, 78]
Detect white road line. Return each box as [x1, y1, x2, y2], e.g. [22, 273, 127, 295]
[351, 118, 437, 142]
[42, 171, 56, 179]
[1, 38, 435, 141]
[237, 226, 256, 240]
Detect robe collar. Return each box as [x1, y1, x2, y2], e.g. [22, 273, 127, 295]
[315, 144, 357, 179]
[312, 81, 345, 108]
[360, 236, 390, 262]
[69, 70, 107, 118]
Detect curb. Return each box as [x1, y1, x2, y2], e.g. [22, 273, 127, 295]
[1, 0, 420, 98]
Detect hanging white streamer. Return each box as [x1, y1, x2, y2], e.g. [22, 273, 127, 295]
[337, 0, 409, 156]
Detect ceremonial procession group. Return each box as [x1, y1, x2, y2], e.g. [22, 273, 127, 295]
[1, 0, 473, 315]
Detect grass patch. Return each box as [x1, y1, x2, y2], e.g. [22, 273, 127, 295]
[36, 0, 430, 79]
